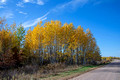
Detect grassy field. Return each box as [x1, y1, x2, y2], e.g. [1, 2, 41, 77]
[40, 65, 104, 80]
[0, 63, 109, 80]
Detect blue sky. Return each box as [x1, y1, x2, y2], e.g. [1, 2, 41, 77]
[0, 0, 120, 57]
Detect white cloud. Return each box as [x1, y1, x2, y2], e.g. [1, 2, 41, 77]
[0, 0, 6, 3]
[37, 0, 44, 5]
[52, 0, 105, 12]
[0, 0, 6, 5]
[23, 0, 30, 3]
[5, 12, 13, 18]
[0, 11, 14, 19]
[16, 0, 44, 7]
[65, 0, 89, 7]
[22, 12, 49, 28]
[52, 0, 89, 12]
[19, 11, 27, 15]
[16, 9, 27, 15]
[16, 2, 24, 7]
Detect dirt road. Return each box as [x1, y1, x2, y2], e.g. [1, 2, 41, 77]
[70, 60, 120, 80]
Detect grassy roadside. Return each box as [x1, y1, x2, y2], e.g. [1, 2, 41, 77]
[40, 64, 108, 80]
[0, 62, 110, 80]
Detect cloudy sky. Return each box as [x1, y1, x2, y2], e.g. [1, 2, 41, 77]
[0, 0, 120, 57]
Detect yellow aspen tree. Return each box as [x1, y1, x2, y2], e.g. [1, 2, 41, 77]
[43, 20, 61, 63]
[31, 22, 44, 64]
[73, 26, 85, 65]
[25, 28, 32, 54]
[93, 46, 101, 61]
[84, 29, 96, 64]
[0, 29, 13, 54]
[0, 40, 2, 53]
[60, 23, 75, 64]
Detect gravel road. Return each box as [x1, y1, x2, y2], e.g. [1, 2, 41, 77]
[70, 60, 120, 80]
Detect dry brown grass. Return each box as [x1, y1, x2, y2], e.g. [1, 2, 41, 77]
[0, 61, 110, 80]
[0, 63, 80, 80]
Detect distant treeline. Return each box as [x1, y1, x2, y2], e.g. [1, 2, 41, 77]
[102, 57, 120, 61]
[0, 17, 101, 69]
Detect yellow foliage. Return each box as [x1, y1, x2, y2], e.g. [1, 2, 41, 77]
[24, 20, 101, 64]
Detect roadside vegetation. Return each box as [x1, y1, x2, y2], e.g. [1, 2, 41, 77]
[0, 62, 110, 80]
[39, 64, 106, 80]
[102, 57, 120, 61]
[0, 17, 119, 79]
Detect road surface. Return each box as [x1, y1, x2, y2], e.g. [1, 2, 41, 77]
[70, 60, 120, 80]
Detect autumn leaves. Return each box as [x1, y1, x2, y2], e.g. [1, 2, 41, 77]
[25, 20, 101, 65]
[0, 17, 101, 68]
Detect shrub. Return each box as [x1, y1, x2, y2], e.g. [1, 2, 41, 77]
[0, 48, 23, 69]
[21, 65, 39, 74]
[0, 52, 15, 69]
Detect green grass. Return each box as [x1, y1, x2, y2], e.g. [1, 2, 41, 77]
[40, 65, 101, 80]
[59, 65, 95, 76]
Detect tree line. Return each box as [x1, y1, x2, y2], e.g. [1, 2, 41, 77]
[0, 17, 101, 69]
